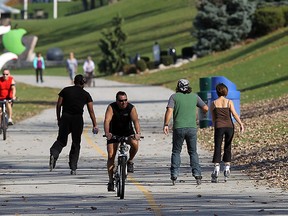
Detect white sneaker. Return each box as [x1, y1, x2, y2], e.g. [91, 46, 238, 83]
[8, 119, 13, 125]
[211, 165, 220, 183]
[224, 165, 230, 182]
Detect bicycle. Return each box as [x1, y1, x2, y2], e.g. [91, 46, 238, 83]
[104, 134, 143, 199]
[0, 99, 13, 140]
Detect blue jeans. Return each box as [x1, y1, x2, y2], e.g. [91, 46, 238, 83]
[171, 127, 201, 178]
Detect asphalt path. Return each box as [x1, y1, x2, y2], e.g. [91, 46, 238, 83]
[0, 75, 287, 216]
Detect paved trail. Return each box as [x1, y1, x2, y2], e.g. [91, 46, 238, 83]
[0, 75, 287, 216]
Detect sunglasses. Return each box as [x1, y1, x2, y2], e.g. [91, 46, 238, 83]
[118, 99, 127, 102]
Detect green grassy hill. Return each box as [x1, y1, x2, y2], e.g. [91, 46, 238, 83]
[12, 0, 197, 61]
[107, 28, 288, 104]
[11, 0, 288, 104]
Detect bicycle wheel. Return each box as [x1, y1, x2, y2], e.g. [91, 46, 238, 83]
[118, 156, 127, 199]
[115, 172, 120, 197]
[2, 112, 7, 140]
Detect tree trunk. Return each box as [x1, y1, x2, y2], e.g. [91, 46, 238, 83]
[82, 0, 89, 11]
[90, 0, 95, 9]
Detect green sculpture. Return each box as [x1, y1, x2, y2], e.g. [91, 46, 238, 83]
[3, 28, 27, 55]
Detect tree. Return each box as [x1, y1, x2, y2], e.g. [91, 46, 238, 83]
[256, 0, 288, 7]
[82, 0, 88, 11]
[98, 14, 127, 74]
[99, 0, 105, 6]
[82, 0, 97, 11]
[193, 0, 256, 57]
[90, 0, 95, 9]
[109, 0, 119, 4]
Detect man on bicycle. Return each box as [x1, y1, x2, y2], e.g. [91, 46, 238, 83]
[0, 68, 16, 125]
[104, 91, 141, 191]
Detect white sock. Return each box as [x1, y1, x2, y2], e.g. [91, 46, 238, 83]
[214, 164, 220, 172]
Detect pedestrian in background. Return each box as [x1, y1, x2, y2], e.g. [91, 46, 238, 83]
[163, 79, 208, 185]
[210, 83, 244, 183]
[49, 74, 98, 175]
[83, 56, 95, 87]
[33, 52, 45, 83]
[66, 52, 78, 84]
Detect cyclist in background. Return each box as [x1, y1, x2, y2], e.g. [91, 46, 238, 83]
[104, 91, 141, 191]
[0, 68, 16, 125]
[82, 56, 95, 87]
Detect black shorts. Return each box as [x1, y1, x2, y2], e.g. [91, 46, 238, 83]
[107, 138, 119, 145]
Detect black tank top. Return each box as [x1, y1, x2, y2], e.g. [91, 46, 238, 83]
[213, 100, 233, 128]
[110, 102, 134, 136]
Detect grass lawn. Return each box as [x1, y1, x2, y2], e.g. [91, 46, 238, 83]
[8, 1, 288, 123]
[105, 28, 288, 104]
[12, 0, 197, 61]
[13, 83, 60, 123]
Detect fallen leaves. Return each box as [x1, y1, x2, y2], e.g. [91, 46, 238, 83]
[198, 94, 288, 191]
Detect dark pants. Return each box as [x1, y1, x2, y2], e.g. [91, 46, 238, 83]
[84, 72, 94, 87]
[212, 127, 234, 163]
[35, 68, 43, 82]
[50, 113, 83, 171]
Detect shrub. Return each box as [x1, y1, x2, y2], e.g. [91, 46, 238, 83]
[141, 56, 150, 62]
[282, 6, 288, 26]
[181, 47, 194, 59]
[123, 64, 137, 75]
[146, 61, 157, 70]
[193, 0, 256, 57]
[160, 50, 168, 56]
[251, 7, 285, 37]
[98, 59, 107, 74]
[136, 59, 147, 72]
[98, 14, 127, 75]
[161, 55, 174, 66]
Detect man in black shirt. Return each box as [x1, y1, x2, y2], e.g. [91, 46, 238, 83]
[104, 91, 141, 191]
[49, 74, 98, 175]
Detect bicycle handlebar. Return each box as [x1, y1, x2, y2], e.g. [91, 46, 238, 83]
[0, 99, 14, 104]
[103, 134, 144, 141]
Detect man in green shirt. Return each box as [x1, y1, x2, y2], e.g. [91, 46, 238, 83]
[163, 79, 208, 185]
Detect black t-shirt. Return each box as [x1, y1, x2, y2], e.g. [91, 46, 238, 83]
[59, 86, 93, 115]
[109, 102, 134, 136]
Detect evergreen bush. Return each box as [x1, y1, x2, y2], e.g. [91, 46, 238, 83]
[181, 47, 194, 59]
[146, 61, 157, 70]
[136, 59, 147, 72]
[161, 55, 174, 66]
[141, 56, 150, 62]
[251, 7, 285, 37]
[123, 64, 137, 75]
[160, 50, 168, 56]
[282, 6, 288, 26]
[98, 14, 127, 74]
[193, 0, 256, 57]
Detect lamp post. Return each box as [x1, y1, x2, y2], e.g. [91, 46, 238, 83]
[53, 0, 57, 19]
[23, 0, 28, 20]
